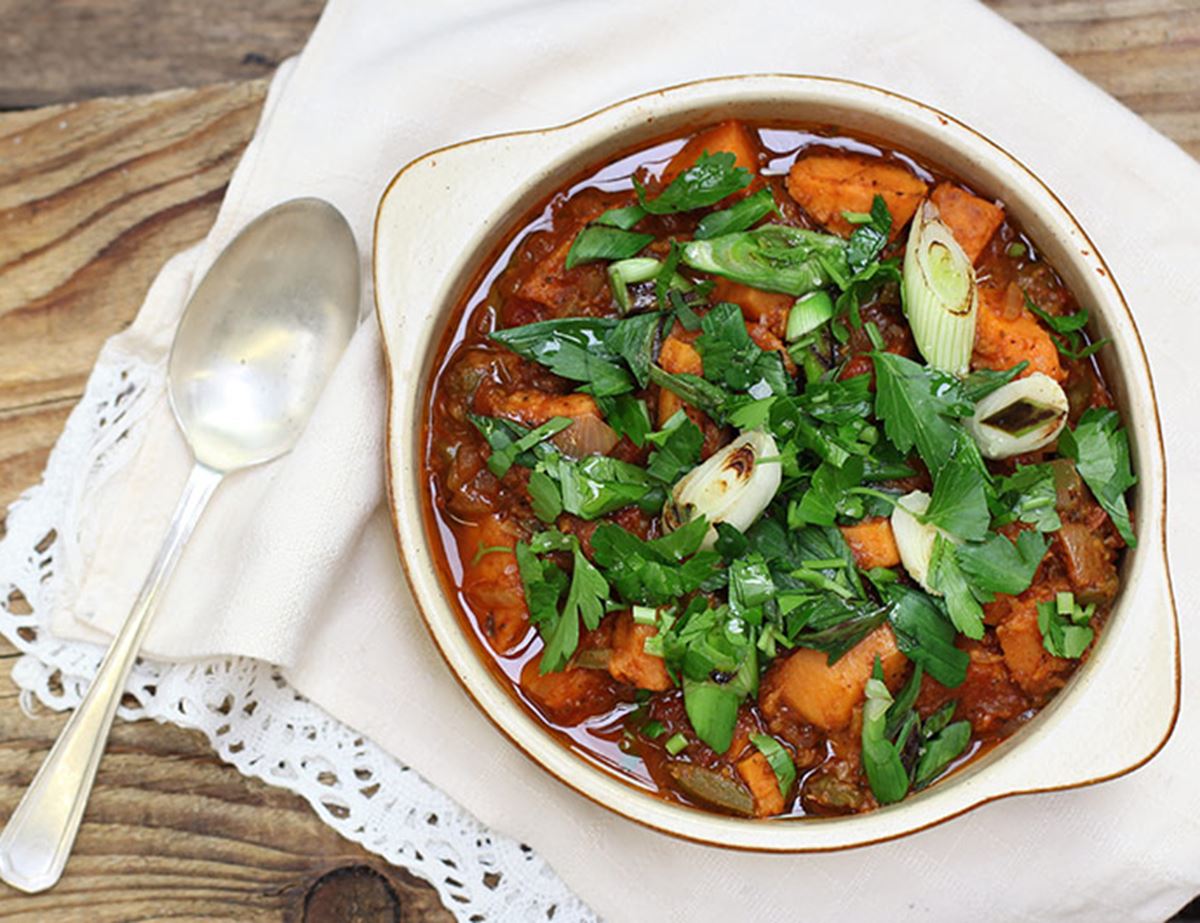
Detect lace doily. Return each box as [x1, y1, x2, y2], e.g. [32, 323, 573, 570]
[0, 341, 597, 922]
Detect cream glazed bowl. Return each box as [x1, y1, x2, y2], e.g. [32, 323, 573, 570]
[374, 75, 1179, 851]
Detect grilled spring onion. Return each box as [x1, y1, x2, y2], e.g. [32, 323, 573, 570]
[902, 201, 978, 377]
[662, 430, 782, 550]
[890, 490, 944, 593]
[786, 290, 834, 341]
[680, 224, 847, 296]
[965, 372, 1069, 459]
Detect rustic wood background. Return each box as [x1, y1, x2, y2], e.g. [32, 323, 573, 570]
[0, 1, 1196, 920]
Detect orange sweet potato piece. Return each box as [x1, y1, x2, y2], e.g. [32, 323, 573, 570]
[758, 626, 906, 734]
[474, 385, 601, 429]
[840, 517, 901, 570]
[930, 183, 1005, 264]
[607, 612, 673, 691]
[457, 515, 528, 654]
[710, 277, 792, 339]
[520, 655, 623, 726]
[995, 595, 1076, 699]
[661, 120, 761, 189]
[659, 330, 704, 376]
[657, 327, 705, 426]
[786, 153, 928, 239]
[736, 750, 787, 817]
[972, 282, 1064, 382]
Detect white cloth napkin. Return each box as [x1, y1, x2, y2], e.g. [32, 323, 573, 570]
[42, 0, 1200, 919]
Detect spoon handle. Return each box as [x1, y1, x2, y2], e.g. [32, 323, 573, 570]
[0, 462, 224, 893]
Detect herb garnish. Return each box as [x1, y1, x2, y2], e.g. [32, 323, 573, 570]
[1058, 408, 1137, 546]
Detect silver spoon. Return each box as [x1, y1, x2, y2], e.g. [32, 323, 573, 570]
[0, 197, 360, 893]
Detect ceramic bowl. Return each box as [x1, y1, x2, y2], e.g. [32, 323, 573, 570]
[374, 75, 1179, 851]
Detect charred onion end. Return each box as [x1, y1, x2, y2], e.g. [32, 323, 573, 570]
[890, 490, 940, 593]
[664, 430, 781, 549]
[965, 372, 1069, 459]
[902, 201, 978, 377]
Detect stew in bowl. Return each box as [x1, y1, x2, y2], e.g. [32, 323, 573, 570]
[377, 76, 1176, 849]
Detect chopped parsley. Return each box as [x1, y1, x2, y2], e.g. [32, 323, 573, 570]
[1058, 408, 1137, 546]
[634, 150, 753, 215]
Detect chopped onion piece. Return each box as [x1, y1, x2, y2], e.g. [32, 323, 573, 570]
[903, 201, 978, 377]
[965, 372, 1068, 458]
[551, 414, 620, 458]
[663, 430, 781, 549]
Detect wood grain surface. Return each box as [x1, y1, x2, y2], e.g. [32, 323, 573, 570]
[0, 1, 1195, 920]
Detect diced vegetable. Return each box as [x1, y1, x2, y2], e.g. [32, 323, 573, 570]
[660, 120, 761, 188]
[785, 152, 928, 238]
[667, 763, 756, 817]
[973, 283, 1064, 383]
[757, 626, 905, 733]
[738, 748, 789, 816]
[607, 611, 673, 691]
[902, 201, 979, 377]
[929, 183, 1005, 264]
[839, 517, 901, 570]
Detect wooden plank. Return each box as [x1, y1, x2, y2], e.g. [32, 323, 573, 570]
[0, 0, 1196, 162]
[0, 81, 269, 412]
[0, 634, 454, 921]
[986, 0, 1200, 158]
[0, 0, 323, 108]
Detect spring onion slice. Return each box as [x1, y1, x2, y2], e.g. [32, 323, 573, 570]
[680, 224, 846, 295]
[902, 201, 978, 377]
[786, 290, 834, 341]
[664, 731, 689, 755]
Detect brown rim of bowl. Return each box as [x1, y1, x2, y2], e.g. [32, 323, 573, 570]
[373, 73, 1181, 852]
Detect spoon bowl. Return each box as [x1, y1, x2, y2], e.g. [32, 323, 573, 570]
[169, 198, 360, 471]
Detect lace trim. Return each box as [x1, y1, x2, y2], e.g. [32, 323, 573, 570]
[0, 344, 596, 922]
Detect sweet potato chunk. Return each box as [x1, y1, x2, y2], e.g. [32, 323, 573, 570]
[710, 278, 793, 338]
[474, 385, 601, 429]
[608, 612, 672, 691]
[657, 326, 706, 427]
[930, 183, 1005, 264]
[973, 282, 1064, 382]
[786, 153, 927, 239]
[736, 751, 786, 817]
[659, 330, 704, 376]
[995, 593, 1076, 699]
[840, 517, 901, 570]
[759, 626, 906, 733]
[520, 655, 623, 726]
[661, 120, 761, 189]
[457, 516, 528, 653]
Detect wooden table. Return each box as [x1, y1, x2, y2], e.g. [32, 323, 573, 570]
[0, 2, 1196, 919]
